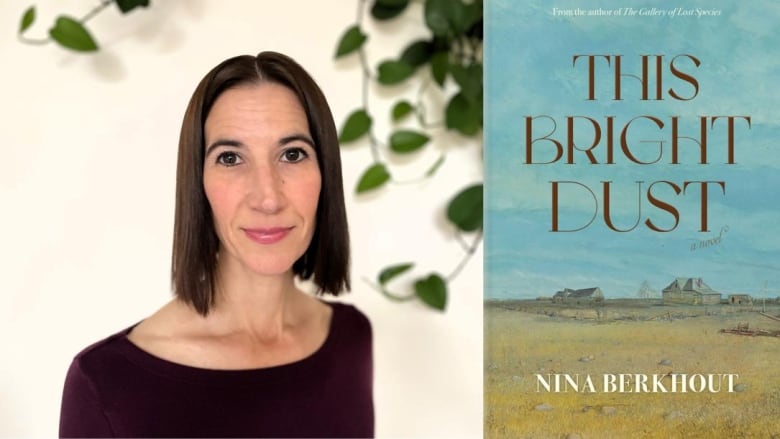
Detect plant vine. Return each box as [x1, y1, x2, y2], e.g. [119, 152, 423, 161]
[335, 0, 484, 311]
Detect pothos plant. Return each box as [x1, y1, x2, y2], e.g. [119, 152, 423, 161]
[17, 0, 150, 51]
[16, 0, 482, 312]
[335, 0, 483, 311]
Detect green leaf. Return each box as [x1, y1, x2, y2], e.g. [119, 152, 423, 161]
[450, 63, 482, 104]
[389, 130, 430, 154]
[49, 16, 98, 52]
[378, 263, 414, 285]
[115, 0, 150, 14]
[335, 25, 367, 58]
[425, 155, 445, 177]
[414, 274, 447, 311]
[357, 163, 391, 193]
[445, 91, 482, 136]
[430, 51, 449, 87]
[391, 100, 413, 122]
[446, 0, 468, 34]
[426, 0, 477, 36]
[462, 1, 483, 33]
[425, 0, 452, 36]
[371, 0, 410, 20]
[446, 184, 483, 232]
[339, 109, 372, 143]
[377, 60, 415, 85]
[19, 6, 35, 34]
[400, 40, 434, 68]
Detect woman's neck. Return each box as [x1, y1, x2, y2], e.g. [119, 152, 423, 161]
[203, 257, 306, 342]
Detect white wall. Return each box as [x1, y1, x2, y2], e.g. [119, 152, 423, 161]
[0, 1, 482, 437]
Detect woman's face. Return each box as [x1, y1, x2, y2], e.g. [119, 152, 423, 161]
[203, 83, 321, 277]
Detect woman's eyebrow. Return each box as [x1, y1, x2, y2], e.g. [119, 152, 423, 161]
[279, 134, 315, 148]
[205, 138, 244, 157]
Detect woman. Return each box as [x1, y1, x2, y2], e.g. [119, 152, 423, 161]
[59, 52, 374, 438]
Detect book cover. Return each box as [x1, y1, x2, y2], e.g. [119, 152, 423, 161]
[484, 1, 780, 437]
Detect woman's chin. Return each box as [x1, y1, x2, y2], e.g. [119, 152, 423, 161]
[240, 259, 298, 278]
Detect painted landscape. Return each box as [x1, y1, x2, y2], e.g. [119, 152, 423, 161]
[485, 299, 780, 438]
[484, 1, 780, 437]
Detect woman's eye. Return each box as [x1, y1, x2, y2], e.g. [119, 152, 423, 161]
[282, 147, 308, 163]
[216, 151, 242, 166]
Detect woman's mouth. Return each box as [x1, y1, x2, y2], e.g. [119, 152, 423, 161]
[242, 227, 293, 244]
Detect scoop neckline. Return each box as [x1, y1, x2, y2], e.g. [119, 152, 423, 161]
[112, 301, 346, 385]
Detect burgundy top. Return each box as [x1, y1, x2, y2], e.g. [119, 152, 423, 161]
[59, 302, 373, 438]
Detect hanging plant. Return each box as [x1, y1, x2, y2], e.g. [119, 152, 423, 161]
[335, 0, 483, 311]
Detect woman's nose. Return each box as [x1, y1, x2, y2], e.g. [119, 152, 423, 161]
[247, 164, 285, 213]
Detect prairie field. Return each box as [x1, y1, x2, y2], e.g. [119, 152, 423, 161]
[485, 301, 780, 439]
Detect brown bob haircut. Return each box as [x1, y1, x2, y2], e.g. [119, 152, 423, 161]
[171, 51, 350, 316]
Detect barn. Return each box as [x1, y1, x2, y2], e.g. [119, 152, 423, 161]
[553, 287, 604, 304]
[662, 278, 721, 305]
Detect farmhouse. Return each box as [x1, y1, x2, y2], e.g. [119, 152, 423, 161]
[662, 277, 721, 305]
[727, 294, 752, 305]
[553, 287, 604, 304]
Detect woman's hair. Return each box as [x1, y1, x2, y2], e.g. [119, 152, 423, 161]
[172, 51, 350, 316]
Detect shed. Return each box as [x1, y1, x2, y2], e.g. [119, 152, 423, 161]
[727, 294, 752, 305]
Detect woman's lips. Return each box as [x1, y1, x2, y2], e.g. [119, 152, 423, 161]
[242, 227, 293, 244]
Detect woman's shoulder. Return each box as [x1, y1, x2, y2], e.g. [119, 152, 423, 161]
[71, 324, 137, 364]
[328, 300, 370, 323]
[64, 322, 143, 400]
[68, 300, 184, 375]
[326, 300, 372, 346]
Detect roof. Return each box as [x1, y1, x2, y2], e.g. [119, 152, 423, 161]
[555, 287, 601, 298]
[663, 277, 718, 294]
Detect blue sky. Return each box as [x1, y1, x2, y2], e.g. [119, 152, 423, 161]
[485, 0, 780, 299]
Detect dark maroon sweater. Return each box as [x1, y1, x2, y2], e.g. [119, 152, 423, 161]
[59, 302, 374, 438]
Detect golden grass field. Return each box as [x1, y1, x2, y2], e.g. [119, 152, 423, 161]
[485, 301, 780, 439]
